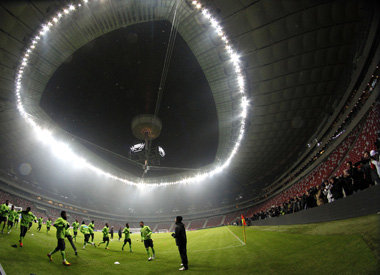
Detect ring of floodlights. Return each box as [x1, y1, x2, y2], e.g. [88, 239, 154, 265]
[14, 0, 248, 187]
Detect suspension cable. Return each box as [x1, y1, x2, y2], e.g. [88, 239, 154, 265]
[153, 0, 182, 117]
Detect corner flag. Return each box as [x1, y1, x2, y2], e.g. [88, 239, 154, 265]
[241, 214, 247, 243]
[241, 214, 246, 226]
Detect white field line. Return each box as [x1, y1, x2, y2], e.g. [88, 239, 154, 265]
[0, 263, 7, 275]
[159, 243, 244, 254]
[226, 226, 246, 246]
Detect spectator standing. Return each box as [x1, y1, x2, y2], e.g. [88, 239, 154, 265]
[330, 178, 343, 200]
[323, 180, 334, 203]
[345, 161, 362, 192]
[315, 186, 325, 206]
[305, 189, 317, 209]
[370, 150, 380, 185]
[342, 169, 354, 196]
[355, 151, 373, 189]
[172, 216, 188, 271]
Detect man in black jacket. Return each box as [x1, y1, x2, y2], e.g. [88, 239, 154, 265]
[171, 216, 188, 271]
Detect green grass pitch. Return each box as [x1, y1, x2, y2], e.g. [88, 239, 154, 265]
[0, 214, 378, 274]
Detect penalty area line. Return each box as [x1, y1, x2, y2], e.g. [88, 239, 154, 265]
[226, 226, 246, 246]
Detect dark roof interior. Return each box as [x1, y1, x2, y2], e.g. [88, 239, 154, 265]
[40, 20, 218, 176]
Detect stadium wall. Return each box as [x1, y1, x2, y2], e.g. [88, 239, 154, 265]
[251, 185, 380, 226]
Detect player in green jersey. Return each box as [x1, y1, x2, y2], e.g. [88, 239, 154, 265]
[47, 211, 71, 266]
[65, 223, 78, 256]
[0, 200, 10, 234]
[37, 217, 43, 231]
[18, 207, 36, 247]
[97, 223, 110, 249]
[88, 220, 95, 242]
[72, 219, 79, 241]
[6, 205, 17, 233]
[140, 221, 155, 261]
[14, 212, 20, 228]
[80, 221, 95, 248]
[122, 223, 132, 252]
[46, 218, 52, 233]
[28, 220, 33, 230]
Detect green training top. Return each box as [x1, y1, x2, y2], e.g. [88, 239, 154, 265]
[102, 226, 109, 238]
[46, 220, 52, 227]
[38, 217, 43, 225]
[80, 224, 89, 235]
[65, 227, 72, 237]
[7, 210, 17, 222]
[88, 222, 94, 234]
[14, 211, 20, 222]
[54, 217, 68, 239]
[18, 210, 36, 227]
[0, 203, 10, 217]
[72, 221, 79, 232]
[140, 225, 152, 241]
[123, 227, 131, 239]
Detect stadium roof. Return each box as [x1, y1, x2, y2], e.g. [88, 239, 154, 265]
[39, 19, 219, 175]
[0, 0, 378, 211]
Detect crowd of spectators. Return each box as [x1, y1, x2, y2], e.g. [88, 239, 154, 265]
[247, 104, 380, 222]
[250, 149, 379, 221]
[228, 103, 380, 224]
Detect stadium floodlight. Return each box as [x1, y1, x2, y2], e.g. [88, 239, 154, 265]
[14, 0, 248, 187]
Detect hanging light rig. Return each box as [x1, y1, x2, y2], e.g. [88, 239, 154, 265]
[130, 114, 163, 174]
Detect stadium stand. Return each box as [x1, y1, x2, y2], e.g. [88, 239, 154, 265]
[155, 223, 172, 232]
[205, 216, 224, 228]
[224, 213, 240, 225]
[188, 219, 206, 230]
[224, 103, 380, 225]
[337, 105, 380, 172]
